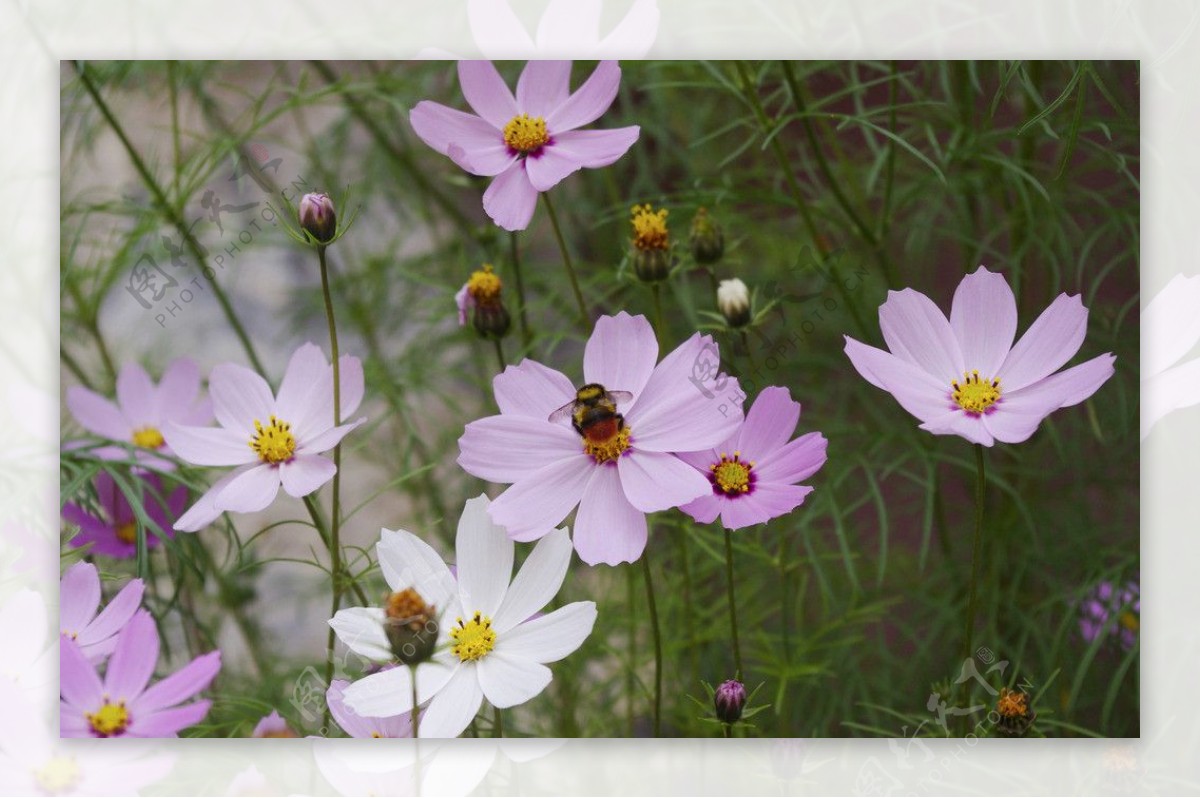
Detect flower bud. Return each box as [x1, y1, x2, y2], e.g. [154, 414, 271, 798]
[631, 203, 672, 283]
[689, 207, 724, 264]
[299, 192, 337, 244]
[714, 679, 747, 724]
[717, 278, 751, 328]
[456, 264, 511, 339]
[383, 588, 439, 665]
[995, 687, 1036, 737]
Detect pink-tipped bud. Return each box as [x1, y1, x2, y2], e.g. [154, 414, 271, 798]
[714, 679, 747, 724]
[299, 192, 337, 244]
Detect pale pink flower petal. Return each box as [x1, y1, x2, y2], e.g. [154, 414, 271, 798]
[488, 456, 593, 541]
[545, 60, 622, 132]
[278, 455, 337, 498]
[879, 288, 965, 382]
[410, 102, 514, 176]
[583, 311, 659, 397]
[515, 60, 572, 116]
[116, 362, 158, 426]
[617, 450, 710, 513]
[457, 415, 581, 483]
[103, 610, 158, 699]
[209, 364, 274, 435]
[842, 337, 949, 422]
[525, 127, 640, 191]
[572, 464, 647, 565]
[493, 359, 577, 419]
[735, 386, 800, 456]
[162, 423, 256, 466]
[996, 293, 1088, 391]
[134, 650, 221, 714]
[457, 61, 518, 129]
[754, 432, 828, 485]
[482, 162, 540, 232]
[66, 388, 129, 440]
[213, 464, 281, 513]
[950, 267, 1018, 378]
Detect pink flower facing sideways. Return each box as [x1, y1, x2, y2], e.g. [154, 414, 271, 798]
[410, 60, 640, 231]
[60, 610, 220, 738]
[843, 267, 1116, 446]
[163, 343, 365, 531]
[679, 387, 828, 530]
[60, 562, 144, 664]
[61, 471, 186, 559]
[458, 312, 742, 565]
[66, 358, 212, 470]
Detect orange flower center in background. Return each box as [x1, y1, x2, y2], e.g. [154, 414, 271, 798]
[466, 264, 503, 306]
[631, 204, 670, 250]
[503, 114, 549, 154]
[249, 415, 296, 464]
[131, 426, 165, 449]
[951, 370, 1001, 414]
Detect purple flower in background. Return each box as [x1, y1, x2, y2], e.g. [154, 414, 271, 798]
[66, 359, 212, 470]
[61, 472, 186, 559]
[1079, 580, 1140, 651]
[843, 267, 1115, 446]
[251, 710, 298, 738]
[410, 61, 640, 231]
[60, 611, 220, 738]
[326, 680, 415, 739]
[59, 562, 144, 664]
[679, 387, 827, 530]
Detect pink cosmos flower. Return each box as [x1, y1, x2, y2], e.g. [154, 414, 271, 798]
[162, 343, 365, 532]
[410, 61, 640, 231]
[679, 387, 827, 530]
[843, 266, 1116, 446]
[251, 710, 298, 738]
[59, 562, 145, 664]
[66, 358, 212, 470]
[60, 610, 221, 738]
[326, 680, 415, 739]
[61, 472, 185, 559]
[458, 312, 742, 565]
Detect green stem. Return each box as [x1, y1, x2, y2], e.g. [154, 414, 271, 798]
[723, 528, 744, 680]
[74, 62, 266, 376]
[960, 443, 986, 722]
[779, 527, 792, 666]
[625, 565, 636, 736]
[677, 527, 699, 687]
[509, 232, 532, 350]
[641, 553, 663, 737]
[492, 338, 507, 372]
[411, 665, 421, 738]
[651, 282, 666, 342]
[541, 192, 590, 330]
[493, 705, 504, 738]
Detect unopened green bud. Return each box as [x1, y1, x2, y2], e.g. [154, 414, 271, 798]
[383, 588, 439, 665]
[689, 207, 724, 265]
[631, 203, 672, 283]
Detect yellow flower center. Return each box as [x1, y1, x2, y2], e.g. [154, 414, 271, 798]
[711, 451, 754, 496]
[503, 114, 549, 154]
[996, 688, 1029, 719]
[1119, 610, 1139, 632]
[631, 203, 670, 251]
[115, 522, 138, 545]
[131, 426, 165, 449]
[371, 731, 383, 738]
[467, 264, 503, 306]
[951, 370, 1001, 414]
[86, 701, 130, 737]
[449, 612, 496, 662]
[583, 426, 631, 465]
[249, 415, 296, 464]
[33, 756, 81, 795]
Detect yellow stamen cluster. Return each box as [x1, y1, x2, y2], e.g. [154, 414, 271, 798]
[385, 588, 436, 632]
[34, 757, 81, 795]
[1119, 610, 1139, 633]
[631, 204, 670, 251]
[951, 370, 1001, 414]
[996, 688, 1030, 720]
[503, 114, 549, 153]
[115, 522, 138, 545]
[249, 415, 296, 464]
[131, 426, 165, 449]
[583, 427, 631, 464]
[86, 700, 130, 737]
[466, 264, 503, 306]
[449, 612, 496, 662]
[711, 451, 754, 496]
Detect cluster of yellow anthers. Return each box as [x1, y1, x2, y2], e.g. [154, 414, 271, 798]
[631, 203, 670, 251]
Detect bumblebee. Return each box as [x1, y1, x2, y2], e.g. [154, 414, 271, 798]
[548, 383, 634, 443]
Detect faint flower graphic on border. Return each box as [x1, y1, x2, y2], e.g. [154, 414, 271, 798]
[312, 739, 496, 797]
[1142, 273, 1200, 438]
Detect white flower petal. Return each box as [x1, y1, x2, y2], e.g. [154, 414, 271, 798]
[342, 660, 457, 719]
[492, 527, 572, 633]
[454, 495, 513, 620]
[494, 601, 597, 664]
[377, 528, 459, 615]
[476, 654, 551, 709]
[416, 666, 483, 739]
[329, 607, 392, 663]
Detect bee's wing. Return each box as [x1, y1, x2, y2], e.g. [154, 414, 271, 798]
[547, 399, 577, 424]
[608, 390, 634, 407]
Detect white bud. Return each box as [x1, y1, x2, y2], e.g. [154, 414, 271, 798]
[717, 278, 751, 327]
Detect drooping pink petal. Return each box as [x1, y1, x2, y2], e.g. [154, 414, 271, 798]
[476, 654, 551, 709]
[735, 387, 800, 458]
[516, 60, 572, 117]
[59, 562, 101, 633]
[918, 410, 995, 446]
[116, 362, 158, 426]
[278, 455, 337, 498]
[495, 601, 597, 663]
[456, 282, 472, 326]
[133, 650, 221, 714]
[482, 162, 539, 232]
[67, 386, 130, 440]
[493, 359, 578, 420]
[212, 464, 280, 514]
[493, 528, 573, 634]
[843, 336, 950, 423]
[411, 102, 514, 177]
[458, 61, 518, 129]
[583, 312, 659, 398]
[162, 423, 257, 467]
[1144, 273, 1200, 378]
[173, 467, 246, 532]
[996, 293, 1088, 391]
[525, 126, 640, 192]
[457, 415, 581, 483]
[720, 483, 813, 530]
[130, 701, 212, 737]
[572, 464, 647, 565]
[617, 450, 710, 513]
[153, 358, 203, 424]
[625, 333, 743, 452]
[488, 456, 593, 542]
[754, 431, 828, 485]
[879, 288, 965, 382]
[545, 60, 622, 133]
[418, 666, 484, 738]
[455, 495, 514, 619]
[209, 364, 274, 436]
[104, 611, 158, 700]
[982, 353, 1116, 443]
[59, 635, 104, 710]
[77, 578, 144, 647]
[680, 491, 723, 524]
[950, 266, 1018, 378]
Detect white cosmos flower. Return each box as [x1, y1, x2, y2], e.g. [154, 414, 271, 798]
[1143, 273, 1200, 438]
[329, 495, 596, 738]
